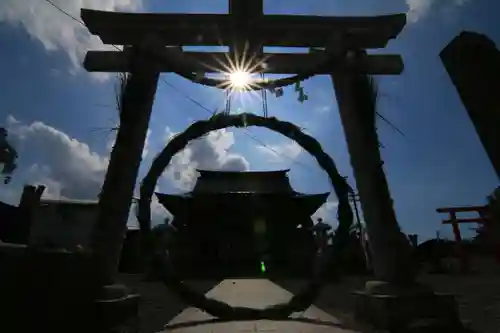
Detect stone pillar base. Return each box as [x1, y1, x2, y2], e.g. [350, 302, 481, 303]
[353, 281, 464, 331]
[94, 284, 141, 332]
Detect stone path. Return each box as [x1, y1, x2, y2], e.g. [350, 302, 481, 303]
[160, 279, 359, 333]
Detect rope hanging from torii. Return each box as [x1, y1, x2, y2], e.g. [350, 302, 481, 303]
[223, 73, 270, 117]
[260, 73, 269, 117]
[137, 113, 354, 320]
[174, 51, 354, 92]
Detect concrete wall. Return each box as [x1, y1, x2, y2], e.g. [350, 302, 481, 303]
[29, 200, 99, 249]
[0, 201, 26, 243]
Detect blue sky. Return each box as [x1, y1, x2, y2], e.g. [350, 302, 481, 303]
[0, 0, 498, 240]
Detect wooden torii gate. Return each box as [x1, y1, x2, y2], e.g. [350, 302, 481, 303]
[82, 0, 409, 293]
[437, 205, 500, 271]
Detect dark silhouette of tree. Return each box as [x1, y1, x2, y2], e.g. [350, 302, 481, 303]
[471, 190, 500, 255]
[328, 222, 368, 275]
[0, 128, 18, 184]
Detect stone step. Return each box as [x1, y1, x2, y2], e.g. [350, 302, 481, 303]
[161, 279, 359, 333]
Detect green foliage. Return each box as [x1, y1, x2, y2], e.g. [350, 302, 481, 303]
[268, 81, 308, 102]
[0, 128, 18, 184]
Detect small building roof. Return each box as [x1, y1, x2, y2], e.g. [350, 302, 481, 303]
[156, 170, 330, 218]
[40, 199, 99, 205]
[156, 192, 330, 219]
[39, 199, 99, 207]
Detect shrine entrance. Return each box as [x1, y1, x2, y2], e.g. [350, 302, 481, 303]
[175, 204, 267, 278]
[139, 112, 353, 319]
[82, 0, 406, 287]
[156, 168, 324, 278]
[217, 217, 259, 276]
[78, 0, 465, 329]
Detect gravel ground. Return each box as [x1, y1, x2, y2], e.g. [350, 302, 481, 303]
[118, 273, 500, 333]
[419, 274, 500, 333]
[118, 274, 220, 333]
[275, 274, 500, 333]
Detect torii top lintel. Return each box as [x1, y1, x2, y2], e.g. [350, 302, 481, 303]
[80, 0, 406, 49]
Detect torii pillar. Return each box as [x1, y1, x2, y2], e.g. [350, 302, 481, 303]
[331, 52, 463, 331]
[331, 50, 416, 285]
[91, 40, 160, 286]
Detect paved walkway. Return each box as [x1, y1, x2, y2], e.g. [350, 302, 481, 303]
[161, 279, 359, 333]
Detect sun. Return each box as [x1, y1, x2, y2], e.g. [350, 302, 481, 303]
[228, 70, 251, 90]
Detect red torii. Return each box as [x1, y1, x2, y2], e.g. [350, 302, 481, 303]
[436, 205, 489, 242]
[436, 205, 497, 271]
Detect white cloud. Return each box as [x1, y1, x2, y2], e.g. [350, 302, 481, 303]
[161, 126, 339, 226]
[311, 194, 339, 225]
[128, 185, 168, 229]
[106, 128, 151, 159]
[0, 0, 142, 80]
[0, 183, 22, 206]
[162, 126, 250, 191]
[6, 115, 109, 200]
[255, 141, 302, 165]
[2, 115, 165, 227]
[406, 0, 471, 22]
[1, 116, 337, 229]
[253, 137, 339, 225]
[1, 115, 343, 231]
[314, 105, 331, 114]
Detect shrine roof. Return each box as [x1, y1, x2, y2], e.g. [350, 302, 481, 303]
[157, 191, 328, 198]
[155, 191, 330, 217]
[39, 199, 99, 207]
[193, 169, 295, 193]
[196, 169, 290, 177]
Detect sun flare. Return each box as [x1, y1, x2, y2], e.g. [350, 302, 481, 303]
[229, 70, 251, 89]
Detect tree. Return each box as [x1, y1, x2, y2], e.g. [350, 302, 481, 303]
[335, 223, 369, 274]
[0, 128, 18, 184]
[144, 218, 177, 280]
[472, 190, 500, 255]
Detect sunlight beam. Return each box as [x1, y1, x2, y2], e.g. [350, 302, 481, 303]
[229, 70, 251, 90]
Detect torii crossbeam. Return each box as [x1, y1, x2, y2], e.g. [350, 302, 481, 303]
[82, 3, 405, 48]
[82, 2, 405, 75]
